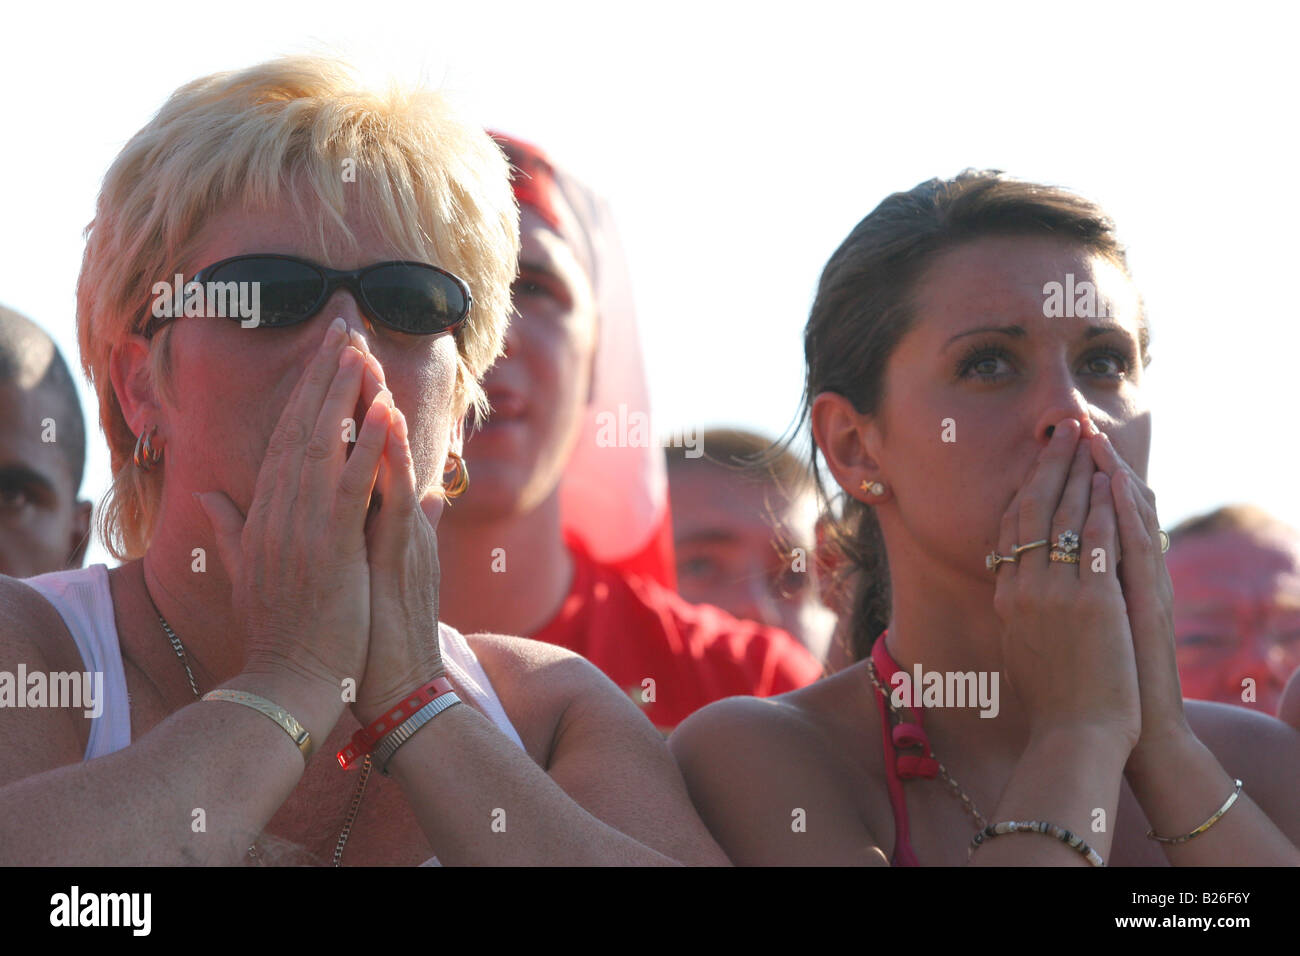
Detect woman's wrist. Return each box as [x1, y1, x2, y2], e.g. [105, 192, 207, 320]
[353, 664, 448, 728]
[222, 667, 347, 759]
[1124, 719, 1200, 783]
[1026, 718, 1138, 761]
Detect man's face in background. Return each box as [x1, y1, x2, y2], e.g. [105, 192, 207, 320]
[0, 379, 90, 577]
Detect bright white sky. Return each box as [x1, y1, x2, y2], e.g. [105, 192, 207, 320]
[3, 1, 1297, 569]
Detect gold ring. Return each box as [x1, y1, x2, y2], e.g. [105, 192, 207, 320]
[985, 550, 1017, 570]
[1158, 530, 1170, 554]
[1013, 539, 1049, 557]
[1049, 550, 1080, 564]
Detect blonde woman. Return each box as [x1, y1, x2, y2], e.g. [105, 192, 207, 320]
[0, 57, 727, 866]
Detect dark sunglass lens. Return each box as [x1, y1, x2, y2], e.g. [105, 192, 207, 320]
[364, 264, 467, 333]
[208, 258, 323, 327]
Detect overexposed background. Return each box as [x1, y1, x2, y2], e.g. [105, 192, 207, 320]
[3, 0, 1297, 568]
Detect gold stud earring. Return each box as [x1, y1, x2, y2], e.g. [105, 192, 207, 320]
[860, 479, 885, 497]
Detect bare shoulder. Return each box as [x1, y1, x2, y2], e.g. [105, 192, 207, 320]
[669, 663, 888, 865]
[463, 631, 611, 712]
[462, 631, 652, 766]
[1185, 699, 1300, 840]
[672, 661, 879, 773]
[463, 630, 731, 865]
[464, 630, 596, 686]
[0, 574, 85, 678]
[0, 575, 87, 784]
[0, 573, 71, 643]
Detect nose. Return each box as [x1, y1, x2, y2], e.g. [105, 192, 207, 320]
[732, 573, 783, 629]
[320, 288, 377, 343]
[1032, 370, 1097, 444]
[1250, 625, 1300, 687]
[1221, 643, 1288, 707]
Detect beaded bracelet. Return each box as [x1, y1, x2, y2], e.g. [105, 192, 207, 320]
[1147, 779, 1244, 844]
[969, 820, 1106, 866]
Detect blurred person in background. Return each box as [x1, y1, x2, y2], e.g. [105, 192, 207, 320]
[0, 305, 92, 577]
[665, 427, 836, 666]
[1281, 667, 1300, 729]
[1166, 504, 1300, 717]
[436, 135, 821, 733]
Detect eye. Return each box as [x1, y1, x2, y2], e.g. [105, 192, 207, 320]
[1080, 346, 1132, 378]
[955, 345, 1015, 381]
[0, 481, 35, 512]
[1176, 632, 1235, 650]
[514, 279, 547, 297]
[678, 555, 720, 582]
[512, 271, 572, 309]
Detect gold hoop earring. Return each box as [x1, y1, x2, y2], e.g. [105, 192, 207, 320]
[134, 426, 163, 472]
[443, 451, 469, 499]
[860, 479, 885, 497]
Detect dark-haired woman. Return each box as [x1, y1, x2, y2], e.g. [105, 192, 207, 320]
[669, 171, 1300, 865]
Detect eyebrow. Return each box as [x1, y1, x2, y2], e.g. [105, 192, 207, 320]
[0, 464, 56, 496]
[516, 259, 564, 281]
[943, 323, 1141, 349]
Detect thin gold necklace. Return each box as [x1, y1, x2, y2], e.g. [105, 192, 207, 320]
[865, 656, 987, 830]
[148, 599, 371, 866]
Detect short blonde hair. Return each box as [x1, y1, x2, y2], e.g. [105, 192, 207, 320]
[77, 56, 519, 560]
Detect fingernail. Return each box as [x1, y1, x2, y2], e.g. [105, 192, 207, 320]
[325, 316, 346, 346]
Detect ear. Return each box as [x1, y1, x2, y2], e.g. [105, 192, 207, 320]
[66, 499, 93, 569]
[810, 390, 887, 504]
[108, 333, 163, 437]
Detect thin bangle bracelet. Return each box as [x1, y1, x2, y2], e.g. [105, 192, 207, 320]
[202, 689, 313, 761]
[1147, 779, 1244, 844]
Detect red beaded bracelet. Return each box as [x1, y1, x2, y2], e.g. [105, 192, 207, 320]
[337, 676, 455, 769]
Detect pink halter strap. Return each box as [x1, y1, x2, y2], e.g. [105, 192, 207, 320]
[871, 634, 941, 780]
[869, 632, 939, 866]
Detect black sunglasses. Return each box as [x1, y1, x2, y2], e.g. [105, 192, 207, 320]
[143, 254, 472, 337]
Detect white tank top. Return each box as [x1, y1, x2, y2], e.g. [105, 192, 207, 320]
[19, 566, 526, 762]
